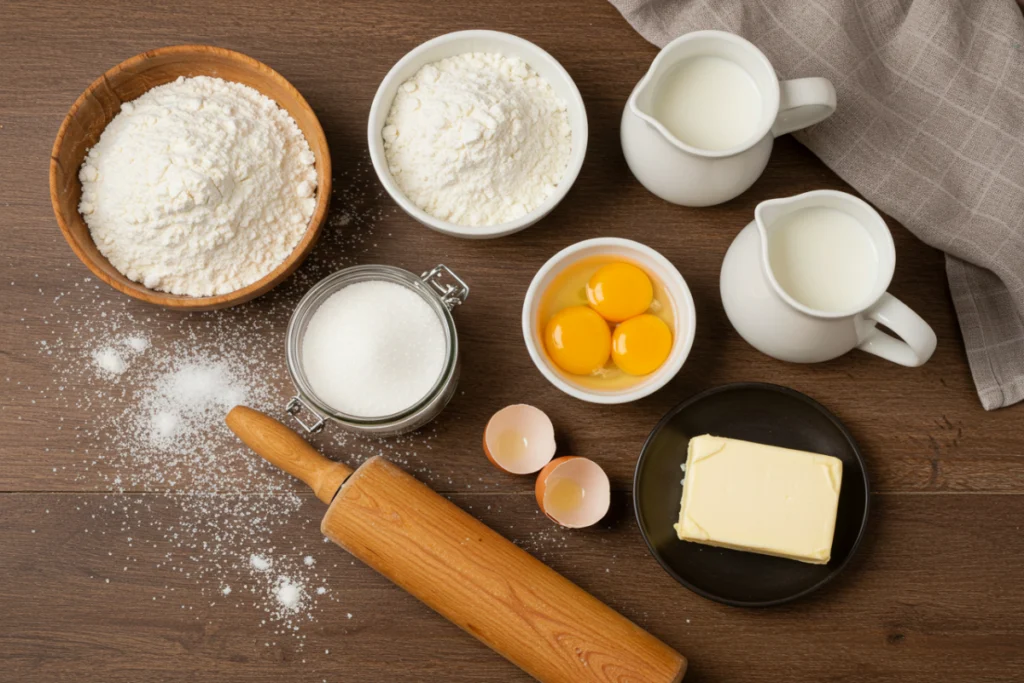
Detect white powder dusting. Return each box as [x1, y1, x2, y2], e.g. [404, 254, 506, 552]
[274, 577, 304, 612]
[90, 333, 151, 377]
[151, 411, 180, 439]
[383, 52, 572, 226]
[142, 361, 246, 449]
[301, 280, 446, 417]
[303, 555, 315, 566]
[250, 554, 272, 571]
[78, 76, 317, 296]
[13, 163, 460, 648]
[125, 335, 150, 353]
[92, 348, 126, 376]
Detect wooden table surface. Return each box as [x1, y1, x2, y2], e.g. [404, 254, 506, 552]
[2, 1, 1022, 681]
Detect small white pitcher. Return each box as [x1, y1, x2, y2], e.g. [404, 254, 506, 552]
[621, 30, 837, 207]
[720, 190, 937, 367]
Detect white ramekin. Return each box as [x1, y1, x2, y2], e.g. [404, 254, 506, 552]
[367, 30, 588, 240]
[522, 238, 697, 404]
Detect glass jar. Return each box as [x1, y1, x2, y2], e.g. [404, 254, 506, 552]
[284, 264, 469, 437]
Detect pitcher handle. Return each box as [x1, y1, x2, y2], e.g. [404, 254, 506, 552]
[857, 293, 937, 367]
[771, 77, 837, 137]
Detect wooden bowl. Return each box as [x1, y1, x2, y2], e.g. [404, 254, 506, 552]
[49, 45, 332, 311]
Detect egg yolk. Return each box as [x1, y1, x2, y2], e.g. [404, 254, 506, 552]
[545, 306, 612, 375]
[586, 263, 654, 322]
[611, 314, 672, 376]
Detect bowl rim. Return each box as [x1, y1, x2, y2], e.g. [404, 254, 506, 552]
[49, 44, 332, 310]
[521, 237, 697, 404]
[632, 382, 872, 607]
[366, 29, 588, 240]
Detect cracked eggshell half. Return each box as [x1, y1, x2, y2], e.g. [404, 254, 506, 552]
[535, 456, 611, 528]
[483, 404, 557, 475]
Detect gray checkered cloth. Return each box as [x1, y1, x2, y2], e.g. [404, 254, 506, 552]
[611, 0, 1024, 409]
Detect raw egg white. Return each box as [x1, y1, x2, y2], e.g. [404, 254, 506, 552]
[535, 456, 611, 528]
[483, 404, 556, 475]
[537, 257, 675, 389]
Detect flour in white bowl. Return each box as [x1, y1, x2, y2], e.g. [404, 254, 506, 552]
[382, 52, 572, 227]
[79, 76, 317, 297]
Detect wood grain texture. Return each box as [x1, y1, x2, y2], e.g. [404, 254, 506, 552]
[325, 455, 685, 683]
[1, 491, 1022, 682]
[228, 408, 685, 682]
[226, 406, 353, 504]
[1, 0, 1023, 681]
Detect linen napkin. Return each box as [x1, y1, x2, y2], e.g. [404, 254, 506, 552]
[610, 0, 1024, 409]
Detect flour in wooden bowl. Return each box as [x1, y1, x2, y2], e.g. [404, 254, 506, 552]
[79, 76, 317, 297]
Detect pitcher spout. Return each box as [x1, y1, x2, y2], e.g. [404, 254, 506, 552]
[754, 194, 803, 237]
[753, 192, 817, 308]
[628, 59, 664, 128]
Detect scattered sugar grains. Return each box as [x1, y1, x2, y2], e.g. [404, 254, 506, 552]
[251, 554, 272, 571]
[19, 165, 426, 644]
[92, 347, 126, 376]
[125, 335, 150, 353]
[275, 577, 305, 612]
[16, 162, 568, 646]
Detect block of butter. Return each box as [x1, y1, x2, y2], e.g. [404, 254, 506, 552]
[673, 434, 843, 564]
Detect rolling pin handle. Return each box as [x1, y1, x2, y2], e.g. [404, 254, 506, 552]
[226, 405, 353, 504]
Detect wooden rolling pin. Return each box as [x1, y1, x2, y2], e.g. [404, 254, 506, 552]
[227, 406, 686, 683]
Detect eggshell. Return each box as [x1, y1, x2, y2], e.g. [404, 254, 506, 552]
[535, 456, 611, 528]
[483, 404, 556, 475]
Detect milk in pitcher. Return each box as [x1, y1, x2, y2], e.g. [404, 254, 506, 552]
[766, 206, 879, 313]
[652, 56, 762, 151]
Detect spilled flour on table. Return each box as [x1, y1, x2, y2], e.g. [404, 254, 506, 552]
[7, 162, 460, 644]
[6, 158, 583, 656]
[92, 347, 127, 376]
[43, 297, 334, 637]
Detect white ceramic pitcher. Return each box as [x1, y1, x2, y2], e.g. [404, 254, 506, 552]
[621, 30, 837, 207]
[720, 190, 937, 367]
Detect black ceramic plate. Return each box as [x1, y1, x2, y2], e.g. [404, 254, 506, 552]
[634, 382, 869, 607]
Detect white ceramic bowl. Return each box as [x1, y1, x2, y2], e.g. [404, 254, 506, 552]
[522, 238, 697, 404]
[367, 30, 588, 240]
